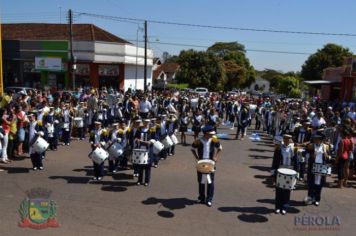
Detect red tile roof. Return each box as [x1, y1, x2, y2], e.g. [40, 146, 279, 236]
[152, 63, 180, 80]
[2, 23, 131, 44]
[161, 63, 179, 73]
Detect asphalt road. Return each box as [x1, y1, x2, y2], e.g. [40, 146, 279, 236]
[0, 125, 355, 236]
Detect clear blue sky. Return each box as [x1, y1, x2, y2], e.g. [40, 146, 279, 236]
[1, 0, 356, 72]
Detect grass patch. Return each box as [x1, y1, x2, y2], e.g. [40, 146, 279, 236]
[167, 83, 189, 89]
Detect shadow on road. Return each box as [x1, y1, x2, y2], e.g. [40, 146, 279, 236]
[249, 165, 271, 172]
[49, 175, 92, 184]
[1, 166, 30, 174]
[256, 198, 303, 214]
[218, 206, 273, 223]
[249, 148, 273, 153]
[254, 174, 275, 188]
[249, 154, 272, 160]
[142, 197, 196, 218]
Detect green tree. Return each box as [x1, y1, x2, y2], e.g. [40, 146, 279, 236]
[276, 75, 301, 97]
[207, 42, 255, 90]
[301, 43, 352, 81]
[176, 50, 226, 90]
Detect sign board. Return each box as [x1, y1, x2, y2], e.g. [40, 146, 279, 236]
[35, 57, 62, 71]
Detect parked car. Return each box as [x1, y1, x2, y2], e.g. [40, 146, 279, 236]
[5, 86, 37, 99]
[194, 87, 209, 96]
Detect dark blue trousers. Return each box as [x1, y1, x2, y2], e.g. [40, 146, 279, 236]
[30, 153, 43, 168]
[197, 172, 215, 202]
[275, 187, 291, 211]
[93, 161, 104, 178]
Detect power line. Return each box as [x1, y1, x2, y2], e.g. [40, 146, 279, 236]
[126, 39, 312, 55]
[76, 12, 356, 37]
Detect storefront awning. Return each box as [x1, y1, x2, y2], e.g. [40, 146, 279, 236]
[304, 80, 340, 85]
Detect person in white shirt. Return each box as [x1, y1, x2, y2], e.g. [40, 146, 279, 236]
[139, 96, 152, 119]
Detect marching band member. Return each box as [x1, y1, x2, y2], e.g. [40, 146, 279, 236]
[157, 115, 168, 160]
[28, 113, 46, 170]
[271, 134, 296, 215]
[134, 119, 155, 186]
[236, 104, 249, 140]
[206, 108, 219, 133]
[108, 123, 120, 173]
[192, 110, 203, 140]
[43, 107, 58, 151]
[89, 121, 107, 181]
[166, 113, 179, 156]
[75, 102, 86, 140]
[179, 111, 189, 145]
[305, 132, 331, 206]
[130, 119, 142, 177]
[118, 120, 130, 170]
[293, 120, 312, 180]
[191, 125, 222, 207]
[62, 103, 72, 146]
[149, 118, 160, 168]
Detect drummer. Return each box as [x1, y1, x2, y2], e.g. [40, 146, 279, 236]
[89, 121, 107, 181]
[130, 119, 142, 177]
[28, 113, 46, 170]
[191, 125, 222, 207]
[305, 132, 330, 206]
[166, 112, 179, 156]
[108, 123, 120, 173]
[134, 119, 154, 186]
[271, 134, 296, 215]
[293, 120, 312, 181]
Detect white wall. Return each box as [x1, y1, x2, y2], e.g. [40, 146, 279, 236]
[124, 64, 153, 91]
[72, 41, 153, 66]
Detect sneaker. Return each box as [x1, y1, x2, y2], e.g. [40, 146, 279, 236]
[97, 177, 103, 181]
[281, 210, 287, 215]
[113, 169, 118, 173]
[39, 167, 44, 170]
[275, 209, 280, 214]
[144, 183, 149, 187]
[153, 165, 158, 168]
[33, 167, 38, 171]
[197, 199, 205, 204]
[136, 182, 141, 186]
[66, 143, 70, 146]
[207, 201, 212, 207]
[92, 177, 98, 181]
[314, 201, 320, 206]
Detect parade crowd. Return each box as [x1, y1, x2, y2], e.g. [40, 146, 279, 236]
[0, 86, 355, 209]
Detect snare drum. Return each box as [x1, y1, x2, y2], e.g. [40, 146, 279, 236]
[312, 163, 331, 176]
[31, 136, 49, 154]
[47, 124, 54, 138]
[63, 122, 70, 131]
[152, 141, 164, 155]
[170, 134, 179, 145]
[132, 149, 149, 165]
[162, 136, 173, 148]
[106, 142, 124, 159]
[191, 98, 198, 108]
[276, 168, 297, 190]
[89, 147, 109, 165]
[196, 160, 215, 174]
[74, 117, 84, 127]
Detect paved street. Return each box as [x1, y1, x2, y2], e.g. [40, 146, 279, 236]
[0, 125, 355, 236]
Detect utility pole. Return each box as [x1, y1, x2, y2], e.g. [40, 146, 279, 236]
[68, 9, 76, 90]
[144, 20, 147, 92]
